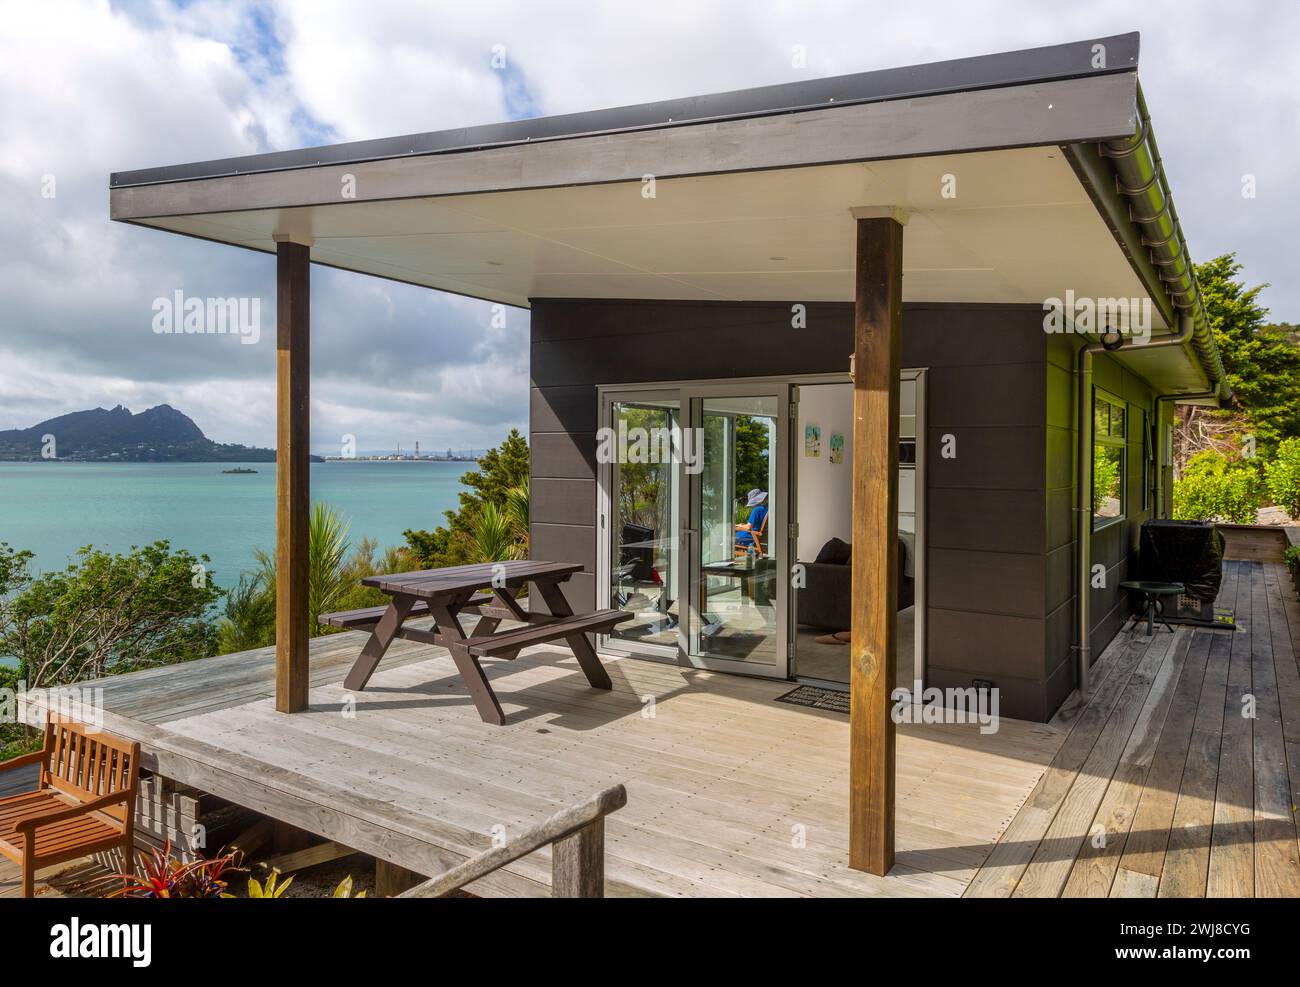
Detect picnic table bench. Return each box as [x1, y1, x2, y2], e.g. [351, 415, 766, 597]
[321, 560, 632, 725]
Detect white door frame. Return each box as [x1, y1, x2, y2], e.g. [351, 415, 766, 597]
[677, 379, 790, 679]
[594, 371, 925, 686]
[595, 387, 682, 664]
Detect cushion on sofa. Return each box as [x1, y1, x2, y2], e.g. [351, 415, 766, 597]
[813, 537, 851, 565]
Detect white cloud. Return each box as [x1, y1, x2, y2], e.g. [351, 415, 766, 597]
[0, 0, 1296, 452]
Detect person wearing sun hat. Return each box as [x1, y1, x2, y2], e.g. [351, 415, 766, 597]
[734, 488, 769, 555]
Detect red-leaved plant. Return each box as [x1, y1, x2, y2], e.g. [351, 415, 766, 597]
[96, 842, 244, 898]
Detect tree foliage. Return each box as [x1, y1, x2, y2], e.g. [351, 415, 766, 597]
[1092, 445, 1122, 515]
[403, 429, 531, 567]
[1264, 437, 1300, 520]
[1170, 255, 1300, 521]
[215, 572, 275, 655]
[1193, 254, 1300, 454]
[0, 540, 221, 688]
[217, 505, 421, 651]
[1171, 450, 1264, 523]
[733, 415, 771, 499]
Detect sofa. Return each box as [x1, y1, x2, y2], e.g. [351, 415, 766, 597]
[796, 536, 914, 631]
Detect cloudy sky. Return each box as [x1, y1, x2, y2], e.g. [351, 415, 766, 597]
[1, 0, 1296, 453]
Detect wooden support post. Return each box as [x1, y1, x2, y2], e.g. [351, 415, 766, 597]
[228, 817, 274, 859]
[275, 239, 311, 713]
[375, 859, 427, 897]
[848, 210, 904, 876]
[271, 818, 314, 854]
[551, 818, 605, 898]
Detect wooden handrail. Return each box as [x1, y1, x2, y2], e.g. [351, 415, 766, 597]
[397, 784, 627, 898]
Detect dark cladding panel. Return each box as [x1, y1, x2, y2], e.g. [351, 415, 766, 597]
[530, 298, 1058, 720]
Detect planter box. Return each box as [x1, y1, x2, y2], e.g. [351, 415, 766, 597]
[1216, 523, 1289, 564]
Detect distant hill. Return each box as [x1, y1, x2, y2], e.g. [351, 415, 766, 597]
[0, 405, 315, 462]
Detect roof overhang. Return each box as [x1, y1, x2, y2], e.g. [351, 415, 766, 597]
[108, 32, 1219, 397]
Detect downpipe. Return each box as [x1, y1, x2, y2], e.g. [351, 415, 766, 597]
[1075, 87, 1229, 698]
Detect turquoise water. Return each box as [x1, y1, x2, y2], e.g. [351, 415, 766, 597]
[0, 460, 470, 587]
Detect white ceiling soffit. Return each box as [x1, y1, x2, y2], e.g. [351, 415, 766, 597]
[129, 147, 1166, 324]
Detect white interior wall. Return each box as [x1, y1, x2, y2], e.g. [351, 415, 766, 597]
[796, 378, 919, 559]
[796, 383, 854, 560]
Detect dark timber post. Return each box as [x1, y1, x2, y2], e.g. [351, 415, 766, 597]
[848, 208, 905, 875]
[275, 237, 311, 713]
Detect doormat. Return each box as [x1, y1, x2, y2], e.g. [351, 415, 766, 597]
[775, 685, 850, 714]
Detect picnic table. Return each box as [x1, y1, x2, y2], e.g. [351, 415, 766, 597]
[322, 560, 632, 725]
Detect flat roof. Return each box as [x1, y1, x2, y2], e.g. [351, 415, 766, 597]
[111, 33, 1139, 188]
[105, 31, 1222, 396]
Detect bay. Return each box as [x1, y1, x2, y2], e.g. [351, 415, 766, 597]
[0, 460, 470, 587]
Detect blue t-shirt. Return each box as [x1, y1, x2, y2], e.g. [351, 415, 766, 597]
[735, 504, 768, 547]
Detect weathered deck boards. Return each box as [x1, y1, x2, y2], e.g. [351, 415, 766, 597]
[0, 856, 107, 899]
[967, 560, 1300, 898]
[31, 618, 1063, 897]
[0, 764, 38, 799]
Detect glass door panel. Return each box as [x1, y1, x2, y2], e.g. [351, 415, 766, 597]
[684, 389, 787, 675]
[786, 371, 925, 690]
[603, 396, 680, 655]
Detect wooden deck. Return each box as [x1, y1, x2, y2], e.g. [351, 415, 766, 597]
[967, 560, 1300, 897]
[13, 560, 1295, 897]
[15, 616, 1063, 898]
[0, 853, 106, 898]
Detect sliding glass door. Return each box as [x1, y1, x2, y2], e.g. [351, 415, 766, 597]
[599, 373, 924, 686]
[597, 382, 790, 678]
[681, 385, 788, 675]
[599, 392, 681, 659]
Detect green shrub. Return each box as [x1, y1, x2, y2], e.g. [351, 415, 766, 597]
[216, 572, 275, 653]
[1265, 437, 1300, 520]
[404, 430, 530, 568]
[1286, 546, 1300, 600]
[1092, 444, 1122, 515]
[219, 511, 422, 652]
[1172, 450, 1264, 523]
[0, 540, 221, 688]
[1285, 544, 1300, 571]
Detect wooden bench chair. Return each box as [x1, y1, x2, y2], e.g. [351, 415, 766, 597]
[735, 509, 769, 557]
[0, 718, 140, 897]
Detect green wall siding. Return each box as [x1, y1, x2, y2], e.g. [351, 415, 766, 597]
[1044, 335, 1162, 714]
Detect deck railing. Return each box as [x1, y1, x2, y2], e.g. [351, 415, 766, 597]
[397, 784, 628, 898]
